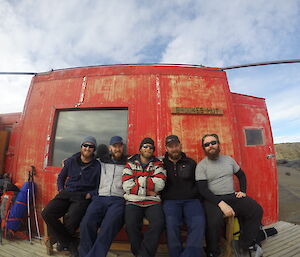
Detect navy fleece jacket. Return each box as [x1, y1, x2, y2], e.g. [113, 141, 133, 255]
[57, 152, 101, 196]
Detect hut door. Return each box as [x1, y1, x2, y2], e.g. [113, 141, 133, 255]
[236, 102, 278, 224]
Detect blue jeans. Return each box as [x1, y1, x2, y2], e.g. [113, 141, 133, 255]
[79, 196, 125, 257]
[163, 199, 205, 257]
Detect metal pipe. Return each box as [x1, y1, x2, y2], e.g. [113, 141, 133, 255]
[221, 59, 300, 70]
[0, 72, 37, 75]
[0, 59, 300, 75]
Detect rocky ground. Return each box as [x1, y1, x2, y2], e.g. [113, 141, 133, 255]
[277, 162, 300, 224]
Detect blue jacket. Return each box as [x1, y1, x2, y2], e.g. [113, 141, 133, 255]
[57, 152, 101, 196]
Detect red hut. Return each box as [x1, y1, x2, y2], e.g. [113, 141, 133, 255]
[1, 64, 278, 227]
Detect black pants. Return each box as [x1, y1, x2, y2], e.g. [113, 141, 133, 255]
[204, 194, 263, 256]
[125, 204, 165, 257]
[41, 190, 91, 246]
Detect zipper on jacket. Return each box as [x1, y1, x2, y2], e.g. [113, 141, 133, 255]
[109, 164, 116, 195]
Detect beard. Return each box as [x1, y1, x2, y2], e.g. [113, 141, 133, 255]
[111, 150, 122, 161]
[205, 146, 221, 160]
[81, 148, 94, 159]
[168, 150, 181, 161]
[140, 150, 153, 160]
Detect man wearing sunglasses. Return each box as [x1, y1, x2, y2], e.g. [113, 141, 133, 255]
[122, 137, 166, 257]
[195, 134, 263, 257]
[79, 136, 127, 257]
[162, 135, 205, 257]
[42, 136, 100, 257]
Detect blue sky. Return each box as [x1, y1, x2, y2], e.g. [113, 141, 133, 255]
[0, 0, 299, 143]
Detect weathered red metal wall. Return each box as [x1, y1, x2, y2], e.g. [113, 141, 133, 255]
[0, 113, 21, 174]
[3, 65, 277, 228]
[0, 113, 21, 130]
[231, 93, 278, 224]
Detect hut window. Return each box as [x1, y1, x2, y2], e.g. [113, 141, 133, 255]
[244, 128, 264, 146]
[50, 109, 128, 167]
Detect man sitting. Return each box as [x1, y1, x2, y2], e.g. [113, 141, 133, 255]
[79, 136, 127, 257]
[122, 137, 166, 257]
[42, 136, 100, 257]
[195, 134, 263, 257]
[162, 135, 205, 257]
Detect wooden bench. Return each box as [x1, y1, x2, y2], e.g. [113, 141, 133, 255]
[44, 216, 235, 257]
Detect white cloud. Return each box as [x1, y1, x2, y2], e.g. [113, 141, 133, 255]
[274, 135, 300, 144]
[161, 0, 300, 66]
[0, 0, 300, 143]
[0, 76, 31, 113]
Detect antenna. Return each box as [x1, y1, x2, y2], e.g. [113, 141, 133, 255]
[221, 59, 300, 70]
[0, 72, 37, 75]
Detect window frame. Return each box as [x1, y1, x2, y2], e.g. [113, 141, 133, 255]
[243, 127, 265, 147]
[43, 104, 133, 171]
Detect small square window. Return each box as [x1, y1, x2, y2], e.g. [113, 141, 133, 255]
[245, 128, 264, 146]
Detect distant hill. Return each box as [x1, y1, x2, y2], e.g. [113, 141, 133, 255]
[275, 142, 300, 161]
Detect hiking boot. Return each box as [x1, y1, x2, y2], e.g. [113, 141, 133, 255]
[56, 242, 69, 251]
[45, 239, 54, 255]
[231, 241, 249, 257]
[231, 240, 241, 257]
[248, 243, 263, 257]
[69, 240, 79, 257]
[207, 252, 220, 257]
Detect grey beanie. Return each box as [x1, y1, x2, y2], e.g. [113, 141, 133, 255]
[81, 136, 97, 147]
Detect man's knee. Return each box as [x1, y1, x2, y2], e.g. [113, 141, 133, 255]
[125, 214, 140, 229]
[206, 214, 224, 230]
[41, 208, 48, 220]
[253, 202, 263, 219]
[41, 206, 53, 222]
[149, 217, 165, 232]
[191, 216, 206, 230]
[245, 197, 263, 219]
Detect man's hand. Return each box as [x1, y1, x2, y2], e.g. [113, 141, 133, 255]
[85, 193, 91, 199]
[147, 191, 157, 196]
[138, 176, 147, 188]
[235, 191, 246, 198]
[218, 200, 235, 217]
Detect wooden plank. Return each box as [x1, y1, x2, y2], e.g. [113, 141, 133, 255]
[0, 221, 299, 257]
[262, 221, 300, 257]
[0, 239, 65, 257]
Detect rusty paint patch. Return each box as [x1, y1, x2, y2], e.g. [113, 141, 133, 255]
[155, 75, 163, 154]
[75, 76, 87, 107]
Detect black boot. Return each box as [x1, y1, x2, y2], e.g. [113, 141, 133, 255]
[68, 240, 79, 257]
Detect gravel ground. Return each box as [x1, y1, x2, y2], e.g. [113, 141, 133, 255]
[277, 165, 300, 224]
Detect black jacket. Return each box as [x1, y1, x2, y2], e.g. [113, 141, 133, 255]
[161, 152, 199, 200]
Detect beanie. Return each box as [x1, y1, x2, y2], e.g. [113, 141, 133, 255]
[139, 137, 155, 150]
[81, 136, 97, 147]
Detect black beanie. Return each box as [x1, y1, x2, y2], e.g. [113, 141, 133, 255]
[139, 137, 155, 150]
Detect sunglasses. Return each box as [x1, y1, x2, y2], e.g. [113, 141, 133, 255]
[203, 140, 218, 148]
[82, 143, 95, 149]
[142, 144, 154, 150]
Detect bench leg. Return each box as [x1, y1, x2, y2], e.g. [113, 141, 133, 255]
[223, 216, 234, 257]
[43, 222, 54, 255]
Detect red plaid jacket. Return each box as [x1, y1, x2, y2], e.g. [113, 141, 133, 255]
[122, 154, 166, 206]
